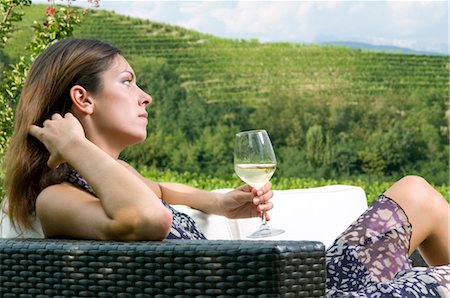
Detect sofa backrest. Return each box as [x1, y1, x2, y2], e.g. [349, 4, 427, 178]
[2, 185, 369, 247]
[175, 185, 368, 248]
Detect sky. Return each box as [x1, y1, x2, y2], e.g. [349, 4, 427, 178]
[36, 1, 449, 55]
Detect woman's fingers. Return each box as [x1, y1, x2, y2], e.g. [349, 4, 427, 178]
[260, 181, 272, 194]
[253, 197, 261, 205]
[257, 201, 273, 212]
[29, 113, 70, 169]
[51, 113, 63, 120]
[254, 187, 273, 205]
[28, 124, 42, 139]
[253, 191, 273, 205]
[64, 112, 75, 119]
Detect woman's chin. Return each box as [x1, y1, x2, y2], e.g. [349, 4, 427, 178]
[131, 133, 147, 145]
[118, 130, 148, 147]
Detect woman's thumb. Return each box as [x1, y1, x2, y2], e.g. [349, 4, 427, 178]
[47, 154, 62, 169]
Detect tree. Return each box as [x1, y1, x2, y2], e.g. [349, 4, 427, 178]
[306, 124, 326, 169]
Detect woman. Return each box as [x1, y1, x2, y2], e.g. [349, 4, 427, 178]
[4, 38, 273, 241]
[3, 38, 449, 296]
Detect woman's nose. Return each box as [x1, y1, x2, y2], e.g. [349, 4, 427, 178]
[140, 89, 152, 106]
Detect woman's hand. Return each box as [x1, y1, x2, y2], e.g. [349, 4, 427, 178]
[29, 112, 86, 169]
[217, 182, 274, 220]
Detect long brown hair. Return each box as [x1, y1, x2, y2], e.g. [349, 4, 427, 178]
[4, 38, 121, 230]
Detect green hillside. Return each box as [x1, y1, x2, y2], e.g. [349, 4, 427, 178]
[76, 9, 449, 104]
[1, 4, 449, 187]
[3, 5, 448, 103]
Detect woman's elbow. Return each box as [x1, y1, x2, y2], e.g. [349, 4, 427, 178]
[103, 207, 173, 241]
[150, 207, 173, 240]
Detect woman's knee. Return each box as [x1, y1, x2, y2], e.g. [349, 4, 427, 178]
[384, 176, 447, 253]
[384, 175, 443, 215]
[386, 175, 427, 197]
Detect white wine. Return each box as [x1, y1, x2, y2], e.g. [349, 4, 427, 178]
[234, 130, 284, 238]
[234, 163, 276, 189]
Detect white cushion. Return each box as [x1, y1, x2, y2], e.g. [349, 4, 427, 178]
[1, 185, 368, 247]
[177, 185, 368, 248]
[171, 205, 236, 240]
[0, 209, 44, 239]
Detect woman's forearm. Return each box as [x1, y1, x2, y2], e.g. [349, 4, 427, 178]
[159, 182, 223, 215]
[63, 138, 171, 228]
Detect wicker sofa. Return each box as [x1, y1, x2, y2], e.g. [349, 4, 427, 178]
[0, 185, 365, 297]
[0, 185, 427, 296]
[0, 238, 326, 297]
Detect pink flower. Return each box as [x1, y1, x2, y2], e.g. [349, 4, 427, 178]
[87, 0, 100, 8]
[45, 6, 55, 16]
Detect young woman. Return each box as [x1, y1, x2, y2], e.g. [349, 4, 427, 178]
[2, 38, 449, 296]
[4, 38, 273, 241]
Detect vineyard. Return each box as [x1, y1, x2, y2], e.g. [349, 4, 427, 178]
[77, 12, 448, 104]
[3, 6, 448, 104]
[1, 5, 449, 203]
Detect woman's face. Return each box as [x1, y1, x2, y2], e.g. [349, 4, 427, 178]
[89, 55, 152, 151]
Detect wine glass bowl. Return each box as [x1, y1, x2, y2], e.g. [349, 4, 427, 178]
[234, 129, 285, 238]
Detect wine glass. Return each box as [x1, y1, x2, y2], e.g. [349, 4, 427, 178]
[234, 129, 285, 238]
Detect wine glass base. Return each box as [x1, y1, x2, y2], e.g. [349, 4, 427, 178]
[247, 226, 285, 238]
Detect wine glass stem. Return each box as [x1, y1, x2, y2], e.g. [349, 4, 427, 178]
[261, 210, 268, 228]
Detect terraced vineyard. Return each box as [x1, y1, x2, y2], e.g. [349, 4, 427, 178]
[75, 11, 448, 102]
[3, 5, 448, 104]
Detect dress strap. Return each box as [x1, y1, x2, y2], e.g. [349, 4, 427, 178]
[66, 170, 96, 196]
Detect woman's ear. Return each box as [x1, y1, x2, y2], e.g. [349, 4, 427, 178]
[70, 85, 94, 115]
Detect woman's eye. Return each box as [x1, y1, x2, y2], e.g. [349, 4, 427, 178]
[123, 80, 132, 86]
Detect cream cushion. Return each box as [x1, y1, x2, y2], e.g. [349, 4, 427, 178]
[174, 185, 368, 248]
[1, 185, 368, 247]
[0, 208, 44, 238]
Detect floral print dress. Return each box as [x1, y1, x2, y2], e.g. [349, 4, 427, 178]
[326, 194, 450, 297]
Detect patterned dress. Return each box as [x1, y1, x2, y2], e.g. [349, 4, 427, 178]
[326, 194, 450, 297]
[67, 170, 206, 240]
[67, 171, 450, 297]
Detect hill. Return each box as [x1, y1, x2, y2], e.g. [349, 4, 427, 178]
[1, 4, 449, 185]
[75, 9, 449, 104]
[321, 41, 447, 56]
[2, 5, 448, 104]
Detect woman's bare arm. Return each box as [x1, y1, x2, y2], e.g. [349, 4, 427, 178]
[31, 113, 172, 240]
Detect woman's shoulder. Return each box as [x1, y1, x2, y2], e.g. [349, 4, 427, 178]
[36, 181, 99, 218]
[37, 181, 96, 203]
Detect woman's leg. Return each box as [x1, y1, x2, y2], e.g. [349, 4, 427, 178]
[384, 175, 449, 266]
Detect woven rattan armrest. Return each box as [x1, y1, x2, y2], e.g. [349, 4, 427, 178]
[0, 239, 326, 297]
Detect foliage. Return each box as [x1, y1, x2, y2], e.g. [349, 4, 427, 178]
[0, 1, 97, 198]
[0, 0, 32, 46]
[0, 0, 31, 158]
[1, 1, 88, 110]
[121, 56, 252, 177]
[139, 167, 450, 206]
[71, 8, 447, 186]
